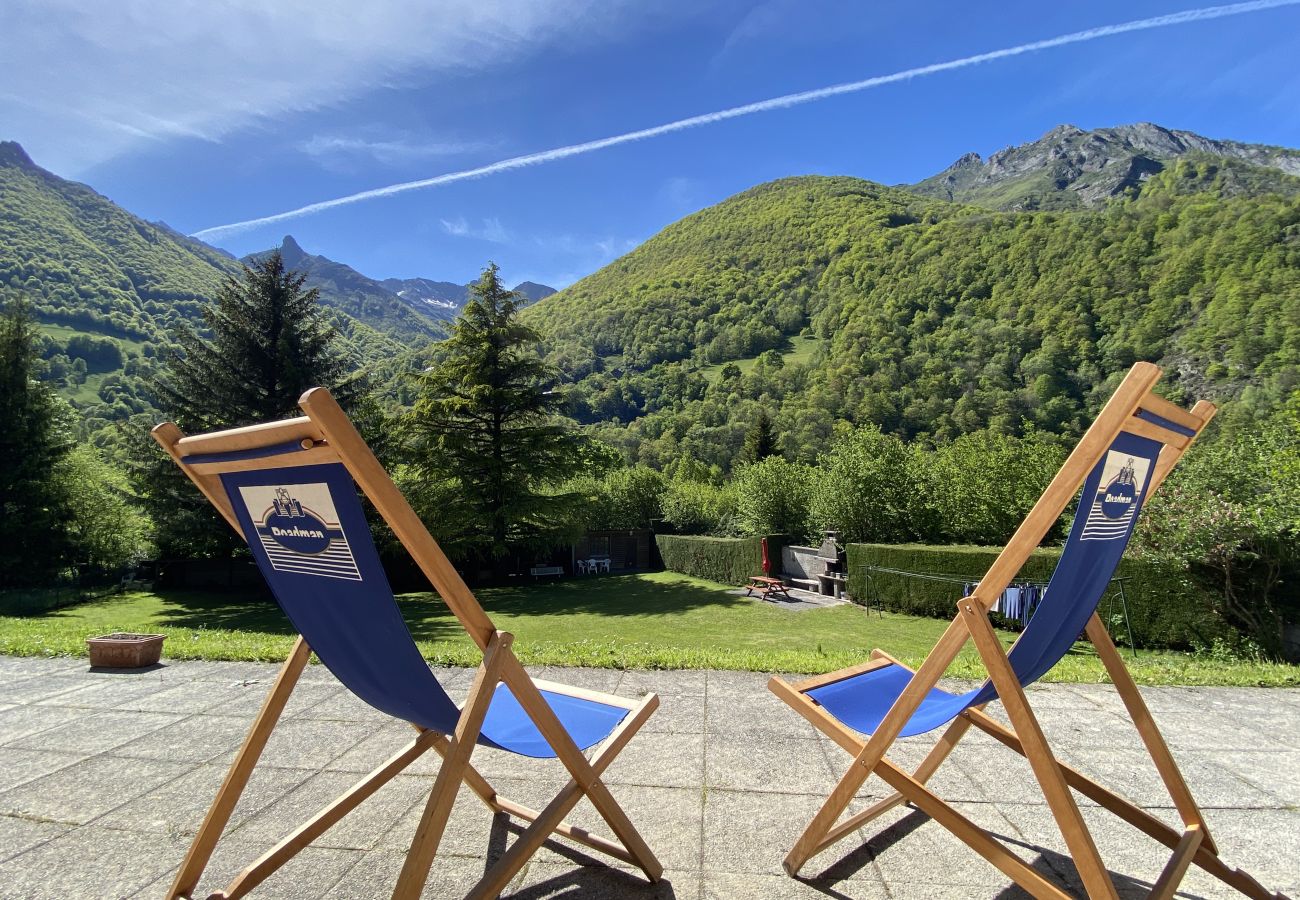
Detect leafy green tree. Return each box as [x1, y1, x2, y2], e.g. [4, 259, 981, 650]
[0, 299, 76, 586]
[911, 431, 1067, 545]
[406, 263, 589, 562]
[809, 425, 913, 543]
[733, 456, 814, 537]
[1134, 404, 1300, 656]
[53, 445, 154, 571]
[138, 251, 367, 557]
[573, 466, 666, 531]
[660, 477, 738, 535]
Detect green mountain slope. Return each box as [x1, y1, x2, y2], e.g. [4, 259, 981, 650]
[527, 162, 1300, 469]
[244, 236, 447, 344]
[909, 123, 1300, 211]
[0, 142, 406, 430]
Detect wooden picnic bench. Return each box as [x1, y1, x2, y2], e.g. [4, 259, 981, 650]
[746, 575, 792, 602]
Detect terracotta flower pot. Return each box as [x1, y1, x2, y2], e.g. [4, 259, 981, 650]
[86, 633, 165, 668]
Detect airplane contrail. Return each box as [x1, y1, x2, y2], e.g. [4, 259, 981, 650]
[193, 0, 1300, 241]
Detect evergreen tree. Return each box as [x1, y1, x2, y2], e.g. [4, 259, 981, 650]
[137, 252, 367, 558]
[0, 299, 76, 586]
[407, 263, 588, 563]
[739, 410, 778, 465]
[154, 251, 358, 431]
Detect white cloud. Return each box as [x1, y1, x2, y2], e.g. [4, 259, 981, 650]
[0, 0, 688, 174]
[440, 216, 512, 243]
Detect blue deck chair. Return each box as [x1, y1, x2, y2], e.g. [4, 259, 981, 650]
[769, 363, 1286, 900]
[154, 389, 662, 900]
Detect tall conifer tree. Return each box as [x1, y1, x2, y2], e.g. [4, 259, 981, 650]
[407, 263, 587, 563]
[739, 410, 778, 465]
[0, 299, 76, 586]
[138, 252, 366, 557]
[154, 251, 358, 431]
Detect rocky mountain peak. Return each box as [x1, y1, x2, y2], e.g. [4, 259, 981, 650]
[0, 141, 36, 169]
[278, 234, 307, 261]
[910, 122, 1300, 210]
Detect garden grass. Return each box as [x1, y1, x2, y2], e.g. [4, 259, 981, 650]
[1, 571, 1295, 686]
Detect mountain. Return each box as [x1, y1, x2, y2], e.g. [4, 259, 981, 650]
[0, 143, 408, 431]
[243, 236, 446, 343]
[0, 139, 241, 344]
[246, 238, 557, 327]
[380, 277, 467, 318]
[513, 281, 558, 304]
[909, 123, 1300, 210]
[380, 275, 556, 319]
[528, 158, 1300, 470]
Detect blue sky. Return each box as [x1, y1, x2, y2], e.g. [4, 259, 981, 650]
[5, 0, 1300, 288]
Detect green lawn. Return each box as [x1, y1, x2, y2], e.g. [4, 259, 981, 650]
[1, 572, 1295, 686]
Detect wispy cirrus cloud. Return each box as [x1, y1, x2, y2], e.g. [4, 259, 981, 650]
[440, 216, 513, 243]
[1, 0, 690, 174]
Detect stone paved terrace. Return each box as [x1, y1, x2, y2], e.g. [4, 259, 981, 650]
[0, 655, 1296, 899]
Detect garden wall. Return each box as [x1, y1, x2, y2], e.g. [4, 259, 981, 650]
[846, 543, 1230, 650]
[655, 534, 789, 585]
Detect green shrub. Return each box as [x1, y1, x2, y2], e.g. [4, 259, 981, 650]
[656, 534, 762, 585]
[846, 543, 1231, 650]
[809, 425, 912, 542]
[911, 431, 1068, 544]
[660, 478, 738, 535]
[733, 457, 814, 538]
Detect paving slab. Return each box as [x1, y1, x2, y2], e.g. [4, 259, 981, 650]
[0, 655, 1295, 899]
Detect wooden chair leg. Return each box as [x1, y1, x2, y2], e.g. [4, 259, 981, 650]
[168, 637, 312, 899]
[782, 619, 972, 875]
[960, 600, 1119, 900]
[465, 685, 662, 900]
[963, 706, 1281, 900]
[218, 729, 441, 899]
[1084, 614, 1217, 854]
[390, 633, 510, 900]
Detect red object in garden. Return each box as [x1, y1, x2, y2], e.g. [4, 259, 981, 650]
[761, 537, 771, 574]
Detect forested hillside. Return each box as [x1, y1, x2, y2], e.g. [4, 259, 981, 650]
[527, 159, 1300, 470]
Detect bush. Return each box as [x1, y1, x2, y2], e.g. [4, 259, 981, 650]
[911, 431, 1068, 545]
[1133, 404, 1300, 657]
[846, 543, 1230, 650]
[660, 478, 738, 535]
[656, 534, 762, 585]
[573, 465, 665, 530]
[732, 457, 814, 538]
[809, 425, 912, 542]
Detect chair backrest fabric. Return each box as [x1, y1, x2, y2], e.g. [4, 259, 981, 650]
[967, 424, 1173, 706]
[215, 457, 463, 734]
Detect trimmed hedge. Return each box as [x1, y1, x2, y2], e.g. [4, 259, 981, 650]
[656, 534, 789, 585]
[847, 543, 1232, 651]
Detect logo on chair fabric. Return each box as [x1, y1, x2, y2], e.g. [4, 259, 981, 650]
[1080, 452, 1151, 541]
[238, 483, 362, 580]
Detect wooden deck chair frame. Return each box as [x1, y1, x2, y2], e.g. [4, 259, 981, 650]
[769, 363, 1287, 900]
[153, 388, 663, 900]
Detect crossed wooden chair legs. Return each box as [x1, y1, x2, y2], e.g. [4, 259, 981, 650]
[769, 613, 1283, 900]
[167, 633, 662, 900]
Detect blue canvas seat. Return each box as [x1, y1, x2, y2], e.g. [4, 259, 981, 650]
[769, 364, 1284, 900]
[154, 389, 664, 900]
